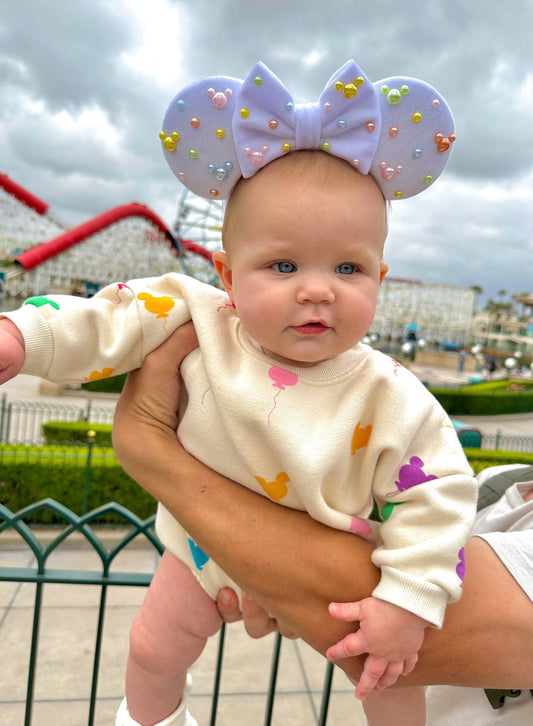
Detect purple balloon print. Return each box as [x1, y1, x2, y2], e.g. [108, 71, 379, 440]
[456, 547, 466, 584]
[387, 456, 437, 495]
[267, 366, 298, 425]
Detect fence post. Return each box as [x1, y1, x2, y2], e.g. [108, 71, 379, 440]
[0, 393, 5, 442]
[82, 430, 96, 515]
[495, 429, 501, 451]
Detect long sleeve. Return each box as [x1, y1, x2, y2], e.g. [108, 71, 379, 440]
[0, 273, 212, 383]
[366, 369, 478, 627]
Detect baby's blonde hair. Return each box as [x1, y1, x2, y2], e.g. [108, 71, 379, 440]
[222, 150, 387, 254]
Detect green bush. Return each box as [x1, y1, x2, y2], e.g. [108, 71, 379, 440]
[0, 444, 156, 524]
[430, 380, 533, 415]
[1, 440, 532, 524]
[42, 421, 113, 445]
[81, 373, 127, 394]
[464, 448, 533, 474]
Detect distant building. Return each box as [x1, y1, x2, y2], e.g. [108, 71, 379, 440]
[369, 277, 476, 347]
[472, 306, 533, 357]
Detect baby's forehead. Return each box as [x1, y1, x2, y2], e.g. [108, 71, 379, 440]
[231, 150, 383, 202]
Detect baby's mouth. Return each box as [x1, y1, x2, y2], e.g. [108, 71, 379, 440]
[291, 322, 329, 335]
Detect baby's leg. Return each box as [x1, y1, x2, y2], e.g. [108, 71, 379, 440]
[125, 550, 223, 725]
[363, 685, 426, 726]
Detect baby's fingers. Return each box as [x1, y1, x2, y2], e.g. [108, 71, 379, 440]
[354, 655, 388, 700]
[328, 600, 362, 623]
[402, 654, 418, 676]
[326, 631, 364, 661]
[376, 660, 404, 689]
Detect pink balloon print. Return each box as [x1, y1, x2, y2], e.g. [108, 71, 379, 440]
[267, 366, 298, 425]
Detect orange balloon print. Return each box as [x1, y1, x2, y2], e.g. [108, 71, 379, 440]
[351, 421, 372, 455]
[254, 472, 290, 502]
[84, 367, 114, 381]
[137, 292, 175, 318]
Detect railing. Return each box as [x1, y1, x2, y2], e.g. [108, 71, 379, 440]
[481, 432, 533, 453]
[2, 395, 532, 453]
[0, 499, 336, 726]
[0, 395, 115, 445]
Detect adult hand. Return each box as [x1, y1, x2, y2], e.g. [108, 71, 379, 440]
[112, 321, 198, 465]
[216, 588, 298, 639]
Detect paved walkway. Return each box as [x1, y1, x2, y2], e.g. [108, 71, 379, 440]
[0, 530, 364, 726]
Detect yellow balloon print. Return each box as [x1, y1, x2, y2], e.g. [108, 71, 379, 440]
[254, 472, 290, 502]
[351, 421, 372, 455]
[137, 292, 175, 318]
[84, 367, 114, 381]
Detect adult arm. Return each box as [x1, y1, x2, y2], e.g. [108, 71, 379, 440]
[112, 325, 533, 688]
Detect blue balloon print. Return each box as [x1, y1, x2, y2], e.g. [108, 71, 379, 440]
[188, 537, 209, 570]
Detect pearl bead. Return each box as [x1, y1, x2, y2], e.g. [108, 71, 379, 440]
[240, 107, 249, 118]
[178, 172, 186, 181]
[387, 89, 402, 106]
[254, 75, 263, 86]
[413, 148, 422, 158]
[424, 175, 433, 183]
[355, 76, 364, 87]
[324, 102, 332, 111]
[209, 189, 219, 197]
[285, 100, 294, 111]
[432, 99, 440, 108]
[189, 149, 198, 159]
[343, 83, 357, 98]
[334, 80, 344, 91]
[321, 140, 331, 151]
[412, 112, 422, 123]
[281, 142, 291, 152]
[190, 117, 200, 128]
[212, 92, 228, 109]
[215, 128, 225, 139]
[366, 121, 376, 132]
[351, 159, 360, 167]
[337, 119, 347, 129]
[389, 126, 399, 137]
[269, 119, 278, 129]
[400, 85, 410, 96]
[394, 190, 403, 198]
[176, 99, 185, 111]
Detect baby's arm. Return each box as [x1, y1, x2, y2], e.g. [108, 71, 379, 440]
[0, 318, 25, 384]
[326, 596, 430, 699]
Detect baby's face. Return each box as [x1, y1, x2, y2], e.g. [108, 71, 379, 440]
[216, 154, 388, 367]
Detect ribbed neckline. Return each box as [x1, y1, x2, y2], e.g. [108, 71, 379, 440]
[235, 320, 371, 384]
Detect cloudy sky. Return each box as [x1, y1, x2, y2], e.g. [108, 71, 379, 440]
[1, 0, 532, 306]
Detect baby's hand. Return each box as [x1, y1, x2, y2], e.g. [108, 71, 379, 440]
[0, 318, 25, 384]
[326, 597, 429, 700]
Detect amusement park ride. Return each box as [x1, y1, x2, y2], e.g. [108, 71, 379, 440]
[0, 173, 223, 303]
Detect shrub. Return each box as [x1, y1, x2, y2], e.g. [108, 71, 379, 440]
[0, 444, 156, 524]
[463, 448, 533, 474]
[81, 374, 127, 394]
[42, 421, 113, 445]
[430, 380, 533, 415]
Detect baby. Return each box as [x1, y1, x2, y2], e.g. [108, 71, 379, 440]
[0, 61, 476, 726]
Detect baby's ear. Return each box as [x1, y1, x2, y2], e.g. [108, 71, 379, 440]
[212, 251, 234, 301]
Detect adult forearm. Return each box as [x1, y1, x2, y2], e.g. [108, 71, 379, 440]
[116, 420, 533, 688]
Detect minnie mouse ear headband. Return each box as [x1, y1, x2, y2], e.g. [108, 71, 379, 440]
[160, 59, 455, 201]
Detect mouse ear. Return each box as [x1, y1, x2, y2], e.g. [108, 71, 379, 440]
[370, 76, 456, 200]
[159, 74, 244, 200]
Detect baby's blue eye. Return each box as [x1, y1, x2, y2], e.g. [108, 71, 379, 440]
[273, 261, 296, 273]
[336, 263, 357, 275]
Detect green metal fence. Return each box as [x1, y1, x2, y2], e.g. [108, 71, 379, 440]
[0, 499, 335, 726]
